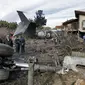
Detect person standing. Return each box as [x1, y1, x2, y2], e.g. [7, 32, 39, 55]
[14, 36, 20, 53]
[5, 35, 13, 47]
[20, 36, 25, 53]
[83, 34, 85, 42]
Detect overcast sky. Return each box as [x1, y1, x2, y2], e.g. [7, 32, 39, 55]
[0, 0, 85, 28]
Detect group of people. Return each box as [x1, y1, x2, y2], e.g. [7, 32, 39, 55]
[14, 36, 25, 54]
[0, 34, 25, 54]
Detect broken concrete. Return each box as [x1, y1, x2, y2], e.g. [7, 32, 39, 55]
[58, 55, 85, 74]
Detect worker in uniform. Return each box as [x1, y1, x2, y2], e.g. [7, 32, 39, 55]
[14, 36, 20, 53]
[20, 36, 25, 54]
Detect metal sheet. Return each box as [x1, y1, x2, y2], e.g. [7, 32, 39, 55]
[13, 22, 29, 36]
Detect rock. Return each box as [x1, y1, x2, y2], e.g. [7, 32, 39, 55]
[74, 79, 85, 85]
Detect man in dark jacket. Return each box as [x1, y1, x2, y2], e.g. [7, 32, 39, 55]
[14, 36, 20, 53]
[20, 36, 25, 53]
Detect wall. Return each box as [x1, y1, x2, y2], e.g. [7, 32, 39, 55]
[64, 22, 78, 36]
[0, 27, 8, 37]
[0, 27, 14, 37]
[79, 15, 85, 32]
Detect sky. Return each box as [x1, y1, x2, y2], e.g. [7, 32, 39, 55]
[0, 0, 85, 28]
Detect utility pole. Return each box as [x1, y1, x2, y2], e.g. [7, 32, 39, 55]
[28, 63, 34, 85]
[28, 57, 35, 85]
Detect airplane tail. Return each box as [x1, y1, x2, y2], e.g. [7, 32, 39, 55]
[17, 11, 28, 22]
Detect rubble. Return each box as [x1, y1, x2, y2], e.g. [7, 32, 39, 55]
[1, 32, 85, 85]
[58, 55, 85, 74]
[74, 79, 85, 85]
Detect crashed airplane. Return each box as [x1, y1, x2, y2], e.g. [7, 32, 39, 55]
[14, 11, 57, 39]
[13, 11, 36, 37]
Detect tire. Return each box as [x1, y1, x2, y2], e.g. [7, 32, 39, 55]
[0, 69, 9, 80]
[0, 43, 14, 57]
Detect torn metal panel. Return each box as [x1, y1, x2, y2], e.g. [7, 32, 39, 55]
[14, 61, 61, 72]
[14, 62, 29, 68]
[13, 22, 29, 36]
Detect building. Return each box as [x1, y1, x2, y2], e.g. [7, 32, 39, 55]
[75, 10, 85, 38]
[63, 10, 85, 41]
[55, 25, 63, 29]
[63, 19, 78, 35]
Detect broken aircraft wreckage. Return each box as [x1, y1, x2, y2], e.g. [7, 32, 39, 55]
[1, 11, 85, 81]
[13, 11, 36, 37]
[0, 43, 61, 80]
[13, 11, 54, 38]
[0, 44, 14, 80]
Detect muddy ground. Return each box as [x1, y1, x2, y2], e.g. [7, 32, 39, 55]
[0, 34, 85, 85]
